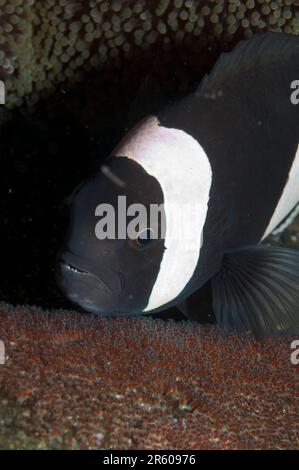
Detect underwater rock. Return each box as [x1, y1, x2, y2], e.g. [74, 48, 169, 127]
[0, 302, 298, 449]
[0, 0, 299, 108]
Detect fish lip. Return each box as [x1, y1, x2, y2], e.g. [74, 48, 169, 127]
[61, 261, 89, 276]
[58, 251, 124, 295]
[59, 259, 114, 294]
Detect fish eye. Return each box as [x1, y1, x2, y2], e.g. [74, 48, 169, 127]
[129, 228, 155, 249]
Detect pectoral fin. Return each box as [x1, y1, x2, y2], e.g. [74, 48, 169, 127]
[211, 245, 299, 338]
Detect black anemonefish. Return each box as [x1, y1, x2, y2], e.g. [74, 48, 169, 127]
[56, 32, 299, 338]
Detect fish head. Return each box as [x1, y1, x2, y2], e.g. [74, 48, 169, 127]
[57, 116, 213, 315]
[56, 154, 166, 315]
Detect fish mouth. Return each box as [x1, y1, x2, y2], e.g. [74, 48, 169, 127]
[58, 251, 123, 295]
[63, 262, 89, 276]
[60, 259, 113, 293]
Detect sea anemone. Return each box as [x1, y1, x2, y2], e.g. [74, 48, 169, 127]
[0, 303, 298, 449]
[0, 0, 298, 108]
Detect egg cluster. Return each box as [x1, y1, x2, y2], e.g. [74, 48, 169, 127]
[0, 303, 298, 449]
[0, 0, 298, 108]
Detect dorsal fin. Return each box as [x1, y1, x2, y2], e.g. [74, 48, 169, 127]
[125, 76, 170, 129]
[197, 32, 299, 97]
